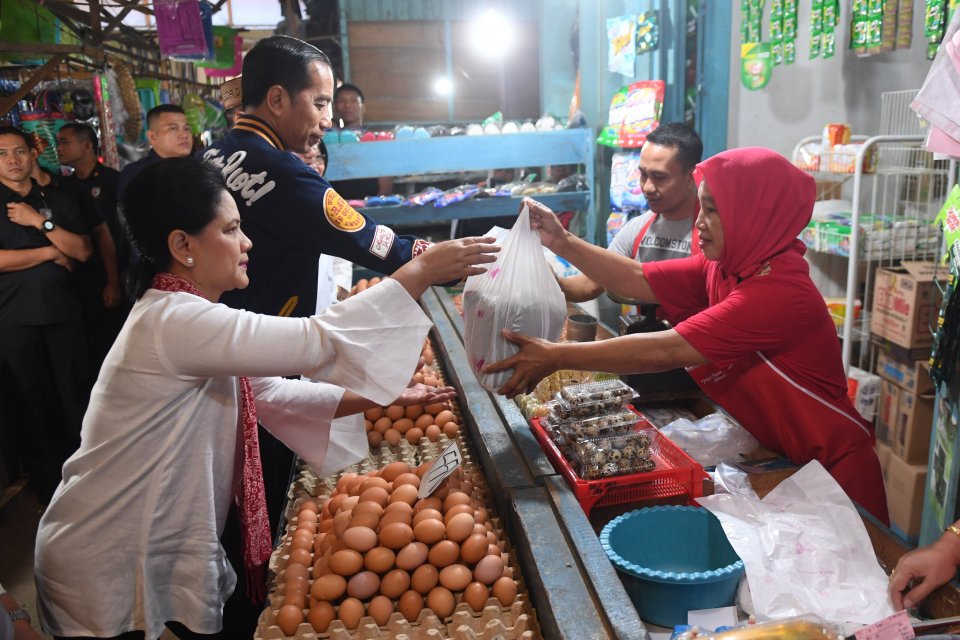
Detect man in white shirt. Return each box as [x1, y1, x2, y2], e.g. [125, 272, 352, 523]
[558, 122, 703, 303]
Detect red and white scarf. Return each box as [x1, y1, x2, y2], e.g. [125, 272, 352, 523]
[151, 272, 272, 602]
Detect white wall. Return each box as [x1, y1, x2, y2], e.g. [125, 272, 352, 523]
[727, 4, 934, 156]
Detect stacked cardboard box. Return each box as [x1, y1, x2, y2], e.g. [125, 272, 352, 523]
[871, 262, 940, 542]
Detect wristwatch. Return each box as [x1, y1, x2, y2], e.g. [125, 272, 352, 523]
[40, 220, 55, 234]
[8, 607, 30, 624]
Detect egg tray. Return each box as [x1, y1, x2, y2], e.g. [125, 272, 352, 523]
[255, 595, 538, 640]
[285, 423, 472, 519]
[273, 458, 491, 576]
[263, 533, 539, 640]
[282, 433, 479, 525]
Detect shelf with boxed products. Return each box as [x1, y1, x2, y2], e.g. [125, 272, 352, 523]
[792, 127, 956, 372]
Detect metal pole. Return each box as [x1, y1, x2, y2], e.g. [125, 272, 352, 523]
[338, 0, 351, 82]
[445, 16, 454, 122]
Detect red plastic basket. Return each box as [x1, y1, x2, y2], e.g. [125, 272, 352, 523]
[530, 408, 707, 515]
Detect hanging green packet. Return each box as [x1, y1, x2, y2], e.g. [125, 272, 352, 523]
[936, 184, 960, 268]
[741, 42, 773, 89]
[810, 0, 823, 58]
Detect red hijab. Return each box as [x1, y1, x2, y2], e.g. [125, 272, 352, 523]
[697, 147, 816, 300]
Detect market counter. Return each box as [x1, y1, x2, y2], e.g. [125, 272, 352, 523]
[420, 287, 648, 639]
[423, 285, 960, 630]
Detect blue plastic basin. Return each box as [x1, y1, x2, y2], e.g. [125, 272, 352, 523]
[600, 505, 744, 627]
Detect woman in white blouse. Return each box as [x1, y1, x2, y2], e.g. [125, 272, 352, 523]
[34, 157, 497, 640]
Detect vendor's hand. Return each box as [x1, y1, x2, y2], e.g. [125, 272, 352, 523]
[420, 237, 499, 284]
[523, 197, 568, 253]
[888, 533, 960, 610]
[7, 201, 45, 229]
[483, 329, 558, 398]
[393, 383, 457, 406]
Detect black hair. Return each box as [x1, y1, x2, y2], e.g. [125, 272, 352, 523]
[242, 35, 332, 108]
[58, 122, 99, 154]
[334, 83, 364, 103]
[0, 126, 34, 149]
[120, 157, 226, 299]
[646, 122, 704, 172]
[146, 104, 186, 128]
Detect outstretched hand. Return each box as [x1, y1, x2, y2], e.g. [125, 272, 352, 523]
[483, 329, 558, 398]
[420, 237, 500, 284]
[393, 382, 457, 406]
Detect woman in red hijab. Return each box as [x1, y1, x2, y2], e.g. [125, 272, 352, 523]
[487, 147, 888, 523]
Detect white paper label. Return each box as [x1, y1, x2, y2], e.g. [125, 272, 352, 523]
[418, 441, 463, 499]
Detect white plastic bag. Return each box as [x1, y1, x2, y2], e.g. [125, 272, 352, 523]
[462, 205, 566, 391]
[660, 412, 759, 468]
[697, 461, 895, 626]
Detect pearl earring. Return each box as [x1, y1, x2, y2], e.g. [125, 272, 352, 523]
[186, 257, 194, 266]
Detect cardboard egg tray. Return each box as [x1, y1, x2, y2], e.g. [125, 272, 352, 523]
[261, 336, 541, 639]
[263, 512, 539, 639]
[256, 594, 537, 639]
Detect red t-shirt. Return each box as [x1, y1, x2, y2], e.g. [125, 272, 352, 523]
[644, 249, 850, 405]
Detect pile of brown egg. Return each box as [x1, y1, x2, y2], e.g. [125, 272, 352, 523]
[273, 461, 518, 635]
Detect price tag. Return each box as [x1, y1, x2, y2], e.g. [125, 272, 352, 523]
[853, 610, 915, 640]
[418, 441, 462, 499]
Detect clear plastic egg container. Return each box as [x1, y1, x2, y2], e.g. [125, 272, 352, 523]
[550, 394, 629, 420]
[557, 379, 633, 407]
[542, 408, 640, 438]
[570, 430, 657, 480]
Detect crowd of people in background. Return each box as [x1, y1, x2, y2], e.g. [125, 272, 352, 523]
[0, 99, 205, 507]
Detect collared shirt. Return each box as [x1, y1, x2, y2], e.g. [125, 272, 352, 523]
[0, 180, 88, 326]
[75, 162, 126, 270]
[204, 115, 427, 318]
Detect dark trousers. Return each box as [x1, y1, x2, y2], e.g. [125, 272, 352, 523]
[219, 427, 294, 635]
[0, 321, 87, 501]
[78, 286, 129, 389]
[54, 620, 221, 640]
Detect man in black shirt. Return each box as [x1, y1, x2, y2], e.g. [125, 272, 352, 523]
[116, 104, 193, 199]
[56, 123, 129, 384]
[0, 126, 92, 502]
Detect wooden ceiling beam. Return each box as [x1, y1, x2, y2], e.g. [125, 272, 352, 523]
[0, 56, 67, 118]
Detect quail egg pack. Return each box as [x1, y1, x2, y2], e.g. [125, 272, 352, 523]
[542, 408, 639, 439]
[537, 380, 660, 480]
[571, 430, 656, 480]
[558, 380, 634, 406]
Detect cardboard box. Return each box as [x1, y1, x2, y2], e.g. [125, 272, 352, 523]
[894, 389, 935, 464]
[877, 380, 900, 447]
[876, 441, 892, 480]
[884, 453, 927, 542]
[875, 350, 935, 395]
[870, 262, 942, 350]
[871, 334, 932, 364]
